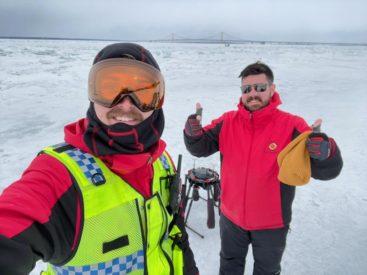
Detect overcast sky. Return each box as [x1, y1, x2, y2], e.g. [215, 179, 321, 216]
[0, 0, 366, 44]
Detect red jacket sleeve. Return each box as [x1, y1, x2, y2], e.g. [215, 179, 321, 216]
[0, 154, 79, 274]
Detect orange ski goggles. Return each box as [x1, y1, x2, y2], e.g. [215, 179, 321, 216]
[88, 58, 165, 112]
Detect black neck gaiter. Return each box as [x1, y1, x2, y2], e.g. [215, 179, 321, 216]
[84, 104, 164, 156]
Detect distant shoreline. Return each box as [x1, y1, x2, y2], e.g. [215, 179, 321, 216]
[0, 36, 366, 47]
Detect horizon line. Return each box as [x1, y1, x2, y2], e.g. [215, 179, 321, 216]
[1, 35, 366, 47]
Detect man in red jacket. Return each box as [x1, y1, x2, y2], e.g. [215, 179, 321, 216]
[184, 62, 343, 275]
[0, 43, 198, 275]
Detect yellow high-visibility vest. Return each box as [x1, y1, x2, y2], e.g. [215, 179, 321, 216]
[41, 143, 183, 275]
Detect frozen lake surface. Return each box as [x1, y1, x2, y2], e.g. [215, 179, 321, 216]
[0, 39, 366, 274]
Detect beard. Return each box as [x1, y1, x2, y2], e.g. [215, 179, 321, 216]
[243, 95, 270, 111]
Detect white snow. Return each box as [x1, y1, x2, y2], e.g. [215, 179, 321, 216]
[0, 39, 366, 275]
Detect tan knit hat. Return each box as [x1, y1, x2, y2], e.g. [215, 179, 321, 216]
[277, 130, 312, 186]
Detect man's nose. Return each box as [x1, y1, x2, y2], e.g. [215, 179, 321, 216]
[248, 86, 257, 96]
[116, 95, 134, 109]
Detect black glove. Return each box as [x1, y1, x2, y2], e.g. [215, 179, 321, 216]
[184, 114, 203, 137]
[306, 132, 330, 161]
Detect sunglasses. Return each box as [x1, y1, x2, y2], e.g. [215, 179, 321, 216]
[240, 83, 268, 94]
[88, 58, 165, 112]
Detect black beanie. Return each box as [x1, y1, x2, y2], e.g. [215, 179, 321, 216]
[92, 42, 160, 71]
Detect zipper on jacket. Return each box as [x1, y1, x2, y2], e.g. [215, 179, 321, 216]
[136, 199, 148, 275]
[157, 195, 174, 275]
[243, 113, 254, 227]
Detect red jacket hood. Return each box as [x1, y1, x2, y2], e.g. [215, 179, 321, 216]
[64, 118, 167, 175]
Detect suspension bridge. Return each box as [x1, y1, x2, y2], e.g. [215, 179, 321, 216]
[144, 32, 260, 45]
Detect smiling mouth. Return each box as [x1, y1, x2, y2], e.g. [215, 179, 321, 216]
[113, 116, 138, 123]
[248, 99, 261, 104]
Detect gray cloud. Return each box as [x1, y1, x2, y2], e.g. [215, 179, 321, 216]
[0, 0, 366, 43]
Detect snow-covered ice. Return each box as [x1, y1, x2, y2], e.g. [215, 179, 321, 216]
[0, 39, 366, 274]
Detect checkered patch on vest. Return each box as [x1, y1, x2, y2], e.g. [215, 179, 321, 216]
[65, 149, 105, 186]
[52, 250, 145, 274]
[159, 155, 170, 171]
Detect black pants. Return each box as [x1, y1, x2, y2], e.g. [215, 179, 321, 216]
[219, 214, 289, 275]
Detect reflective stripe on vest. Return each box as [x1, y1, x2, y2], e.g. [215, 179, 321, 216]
[53, 250, 144, 274]
[41, 144, 183, 275]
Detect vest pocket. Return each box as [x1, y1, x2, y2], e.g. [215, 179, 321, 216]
[103, 235, 129, 254]
[66, 200, 145, 266]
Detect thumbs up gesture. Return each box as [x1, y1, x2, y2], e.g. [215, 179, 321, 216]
[184, 103, 204, 137]
[311, 118, 322, 133]
[306, 119, 331, 161]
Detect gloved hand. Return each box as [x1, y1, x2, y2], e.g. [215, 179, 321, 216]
[306, 132, 331, 161]
[185, 114, 203, 137]
[184, 103, 203, 137]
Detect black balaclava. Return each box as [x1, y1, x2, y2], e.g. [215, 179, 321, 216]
[84, 43, 164, 156]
